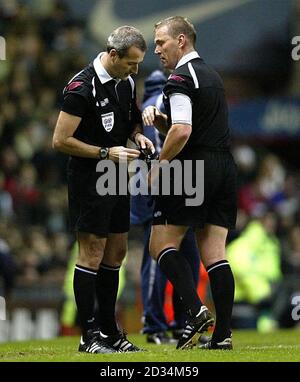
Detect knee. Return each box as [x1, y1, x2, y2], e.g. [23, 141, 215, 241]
[201, 245, 226, 268]
[78, 238, 104, 269]
[102, 247, 127, 267]
[111, 248, 127, 266]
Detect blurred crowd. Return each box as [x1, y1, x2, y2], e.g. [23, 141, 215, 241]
[0, 1, 86, 289]
[0, 1, 300, 330]
[228, 146, 300, 329]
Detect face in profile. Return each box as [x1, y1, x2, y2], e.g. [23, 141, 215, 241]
[154, 25, 180, 70]
[112, 46, 145, 80]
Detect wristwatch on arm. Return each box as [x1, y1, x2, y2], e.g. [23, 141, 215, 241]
[99, 147, 109, 160]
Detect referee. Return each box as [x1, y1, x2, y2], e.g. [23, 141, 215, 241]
[142, 16, 237, 350]
[53, 26, 153, 353]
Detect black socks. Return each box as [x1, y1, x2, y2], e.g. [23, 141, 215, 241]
[157, 247, 202, 317]
[73, 264, 97, 339]
[95, 263, 120, 335]
[207, 260, 235, 341]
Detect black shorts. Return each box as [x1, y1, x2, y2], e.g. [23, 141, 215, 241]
[153, 151, 237, 229]
[67, 163, 130, 237]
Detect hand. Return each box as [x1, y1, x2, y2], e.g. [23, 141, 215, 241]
[142, 106, 160, 126]
[108, 146, 140, 163]
[134, 132, 155, 153]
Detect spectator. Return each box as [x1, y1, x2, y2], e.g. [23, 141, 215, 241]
[227, 210, 282, 331]
[0, 236, 16, 301]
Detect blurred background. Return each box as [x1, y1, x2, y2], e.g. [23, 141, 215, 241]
[0, 0, 300, 341]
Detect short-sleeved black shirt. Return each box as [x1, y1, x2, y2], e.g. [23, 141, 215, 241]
[153, 53, 237, 229]
[163, 53, 230, 158]
[61, 53, 142, 170]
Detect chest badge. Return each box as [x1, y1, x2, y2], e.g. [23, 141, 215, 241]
[101, 112, 114, 132]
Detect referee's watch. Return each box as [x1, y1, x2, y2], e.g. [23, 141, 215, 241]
[99, 147, 109, 160]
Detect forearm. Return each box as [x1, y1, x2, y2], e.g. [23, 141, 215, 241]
[53, 136, 100, 158]
[53, 111, 101, 159]
[159, 124, 191, 161]
[153, 113, 169, 136]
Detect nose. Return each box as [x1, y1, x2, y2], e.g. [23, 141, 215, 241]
[131, 64, 138, 75]
[154, 46, 160, 55]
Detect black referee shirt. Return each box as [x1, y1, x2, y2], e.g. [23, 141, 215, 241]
[163, 51, 230, 156]
[61, 53, 142, 169]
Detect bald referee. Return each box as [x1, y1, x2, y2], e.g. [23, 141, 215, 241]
[143, 16, 237, 350]
[53, 26, 153, 353]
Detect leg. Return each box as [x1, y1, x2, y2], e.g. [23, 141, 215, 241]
[68, 167, 121, 353]
[95, 231, 141, 352]
[150, 224, 187, 258]
[196, 224, 227, 268]
[150, 224, 214, 349]
[141, 222, 169, 339]
[172, 228, 200, 330]
[196, 224, 235, 346]
[96, 232, 127, 335]
[74, 232, 106, 338]
[102, 232, 127, 266]
[181, 228, 200, 285]
[150, 224, 203, 317]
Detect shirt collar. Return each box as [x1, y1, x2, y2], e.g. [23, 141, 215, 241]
[93, 52, 115, 84]
[175, 51, 200, 69]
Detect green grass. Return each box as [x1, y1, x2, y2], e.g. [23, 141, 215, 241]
[0, 329, 300, 362]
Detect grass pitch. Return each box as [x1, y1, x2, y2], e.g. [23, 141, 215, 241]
[0, 329, 300, 362]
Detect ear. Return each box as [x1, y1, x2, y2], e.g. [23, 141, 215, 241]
[178, 34, 185, 48]
[109, 49, 119, 62]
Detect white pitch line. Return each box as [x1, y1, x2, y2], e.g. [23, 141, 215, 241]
[245, 345, 300, 350]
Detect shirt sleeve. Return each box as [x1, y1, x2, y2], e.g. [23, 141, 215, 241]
[164, 74, 193, 99]
[61, 93, 88, 117]
[169, 93, 192, 125]
[61, 79, 91, 117]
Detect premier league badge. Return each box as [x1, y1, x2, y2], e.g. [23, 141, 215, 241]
[101, 112, 114, 132]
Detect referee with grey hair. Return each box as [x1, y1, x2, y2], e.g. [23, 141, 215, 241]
[53, 26, 153, 353]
